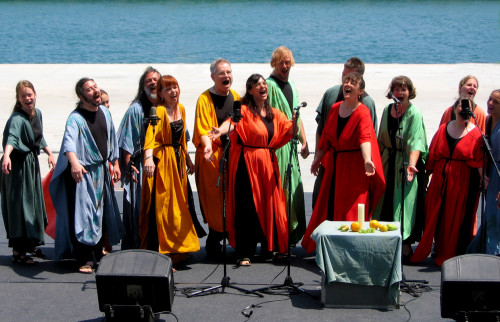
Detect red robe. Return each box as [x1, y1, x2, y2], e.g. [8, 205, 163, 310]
[411, 124, 483, 266]
[227, 106, 292, 253]
[302, 102, 386, 253]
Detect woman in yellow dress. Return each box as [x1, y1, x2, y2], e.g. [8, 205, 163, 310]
[140, 75, 199, 266]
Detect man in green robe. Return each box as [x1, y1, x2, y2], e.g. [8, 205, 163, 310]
[266, 46, 309, 245]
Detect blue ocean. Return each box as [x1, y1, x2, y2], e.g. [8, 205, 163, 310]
[0, 0, 498, 64]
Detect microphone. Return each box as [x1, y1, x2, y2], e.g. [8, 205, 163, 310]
[293, 102, 307, 111]
[386, 92, 401, 105]
[148, 106, 160, 132]
[459, 99, 475, 120]
[231, 101, 242, 123]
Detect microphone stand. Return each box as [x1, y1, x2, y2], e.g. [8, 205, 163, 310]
[253, 104, 316, 299]
[389, 100, 428, 298]
[188, 113, 262, 298]
[470, 112, 500, 252]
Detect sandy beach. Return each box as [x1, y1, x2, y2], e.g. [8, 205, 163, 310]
[1, 63, 499, 181]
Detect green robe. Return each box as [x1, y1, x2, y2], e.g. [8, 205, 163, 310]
[1, 108, 47, 246]
[373, 103, 428, 240]
[266, 76, 306, 244]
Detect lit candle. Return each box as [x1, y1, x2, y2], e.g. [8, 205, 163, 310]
[358, 203, 365, 228]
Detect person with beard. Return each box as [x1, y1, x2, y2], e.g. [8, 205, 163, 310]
[49, 78, 123, 273]
[1, 80, 56, 265]
[412, 96, 483, 266]
[266, 46, 309, 247]
[117, 67, 160, 249]
[193, 58, 240, 259]
[313, 57, 377, 209]
[440, 75, 486, 132]
[372, 76, 428, 262]
[140, 75, 200, 268]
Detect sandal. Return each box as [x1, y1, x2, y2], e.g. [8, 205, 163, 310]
[30, 248, 46, 259]
[13, 252, 36, 266]
[236, 258, 251, 267]
[78, 261, 94, 274]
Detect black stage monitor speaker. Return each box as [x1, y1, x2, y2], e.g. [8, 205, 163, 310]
[96, 250, 174, 316]
[441, 254, 500, 320]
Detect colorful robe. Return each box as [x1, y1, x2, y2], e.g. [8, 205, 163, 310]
[411, 124, 483, 266]
[302, 102, 386, 253]
[227, 106, 292, 253]
[139, 104, 200, 254]
[440, 104, 486, 133]
[193, 89, 240, 232]
[373, 104, 428, 241]
[472, 117, 500, 255]
[49, 106, 124, 261]
[266, 77, 306, 244]
[1, 108, 47, 246]
[117, 101, 146, 249]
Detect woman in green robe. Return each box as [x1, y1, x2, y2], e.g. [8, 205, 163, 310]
[373, 76, 428, 261]
[1, 81, 56, 265]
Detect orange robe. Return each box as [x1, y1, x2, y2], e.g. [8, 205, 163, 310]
[227, 106, 292, 254]
[302, 102, 386, 253]
[440, 104, 486, 133]
[139, 103, 200, 254]
[193, 89, 241, 232]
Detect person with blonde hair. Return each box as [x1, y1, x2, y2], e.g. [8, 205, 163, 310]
[1, 80, 55, 265]
[266, 46, 309, 247]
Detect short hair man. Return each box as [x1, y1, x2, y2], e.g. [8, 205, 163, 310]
[49, 78, 123, 273]
[266, 46, 308, 245]
[312, 57, 378, 209]
[117, 66, 160, 249]
[193, 58, 241, 259]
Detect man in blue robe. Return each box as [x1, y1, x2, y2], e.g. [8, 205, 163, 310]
[117, 66, 160, 249]
[50, 78, 123, 273]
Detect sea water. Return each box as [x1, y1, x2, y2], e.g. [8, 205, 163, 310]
[0, 0, 498, 63]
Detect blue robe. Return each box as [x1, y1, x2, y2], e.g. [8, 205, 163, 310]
[469, 118, 500, 255]
[117, 101, 145, 249]
[50, 106, 123, 261]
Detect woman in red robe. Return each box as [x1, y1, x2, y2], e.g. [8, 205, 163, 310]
[411, 97, 484, 266]
[302, 72, 386, 254]
[209, 74, 296, 266]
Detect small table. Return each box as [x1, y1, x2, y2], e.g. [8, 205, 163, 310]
[311, 221, 402, 308]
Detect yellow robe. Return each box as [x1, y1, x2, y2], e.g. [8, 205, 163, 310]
[193, 89, 241, 232]
[139, 103, 200, 254]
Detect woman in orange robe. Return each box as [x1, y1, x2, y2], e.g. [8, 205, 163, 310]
[209, 74, 296, 266]
[140, 75, 199, 265]
[302, 72, 386, 254]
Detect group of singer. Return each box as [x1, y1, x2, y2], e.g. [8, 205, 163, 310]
[1, 47, 500, 273]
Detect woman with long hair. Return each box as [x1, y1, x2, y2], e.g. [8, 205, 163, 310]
[209, 73, 296, 266]
[1, 80, 56, 265]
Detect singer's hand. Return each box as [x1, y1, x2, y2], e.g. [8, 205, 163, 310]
[300, 141, 310, 159]
[113, 162, 121, 182]
[208, 126, 221, 140]
[204, 145, 213, 162]
[128, 165, 139, 183]
[186, 157, 195, 175]
[364, 160, 376, 176]
[71, 161, 88, 183]
[407, 164, 418, 182]
[144, 158, 155, 178]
